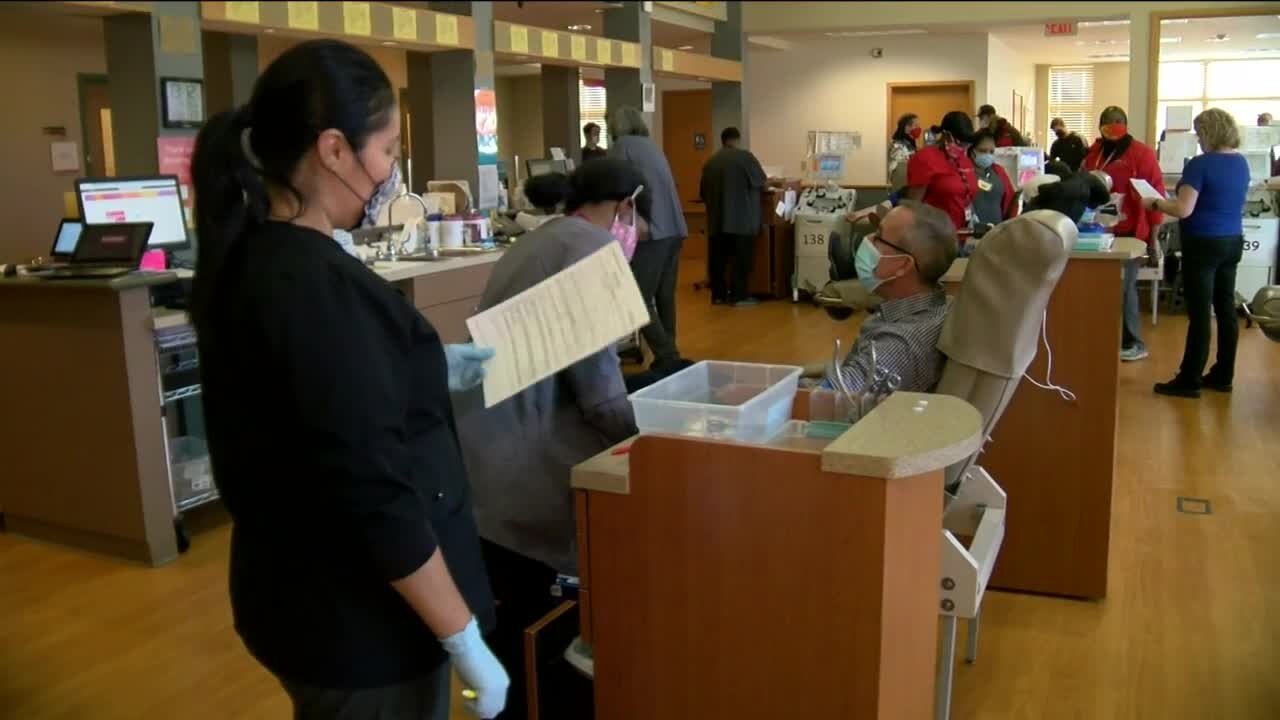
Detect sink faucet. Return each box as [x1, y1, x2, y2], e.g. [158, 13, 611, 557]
[381, 191, 430, 261]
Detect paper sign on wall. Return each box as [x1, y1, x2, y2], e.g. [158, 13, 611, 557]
[50, 141, 80, 173]
[571, 35, 587, 61]
[436, 14, 459, 45]
[510, 25, 529, 54]
[343, 2, 371, 36]
[287, 1, 319, 31]
[467, 242, 649, 407]
[621, 43, 638, 67]
[596, 39, 614, 65]
[393, 7, 418, 40]
[225, 1, 260, 24]
[157, 136, 197, 226]
[642, 82, 656, 112]
[659, 48, 674, 72]
[541, 30, 559, 57]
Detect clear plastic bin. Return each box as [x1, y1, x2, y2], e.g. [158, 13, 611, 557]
[169, 436, 215, 510]
[629, 361, 802, 442]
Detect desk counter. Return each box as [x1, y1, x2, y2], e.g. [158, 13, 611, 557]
[570, 393, 983, 719]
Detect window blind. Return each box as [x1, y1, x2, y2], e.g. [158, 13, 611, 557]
[579, 78, 609, 149]
[1048, 66, 1095, 141]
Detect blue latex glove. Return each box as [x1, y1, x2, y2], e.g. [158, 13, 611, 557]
[441, 617, 509, 718]
[444, 344, 495, 392]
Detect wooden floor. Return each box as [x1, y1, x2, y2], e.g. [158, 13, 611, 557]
[3, 262, 1279, 719]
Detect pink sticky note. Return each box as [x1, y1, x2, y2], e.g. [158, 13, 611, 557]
[140, 249, 167, 271]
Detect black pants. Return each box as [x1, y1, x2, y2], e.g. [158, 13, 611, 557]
[1177, 234, 1244, 385]
[280, 663, 451, 720]
[630, 235, 685, 367]
[481, 539, 561, 720]
[708, 232, 756, 302]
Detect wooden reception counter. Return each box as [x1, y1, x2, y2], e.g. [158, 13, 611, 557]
[570, 392, 984, 719]
[0, 252, 501, 565]
[940, 237, 1144, 599]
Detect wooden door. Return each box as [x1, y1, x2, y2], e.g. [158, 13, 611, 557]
[79, 74, 111, 178]
[662, 89, 712, 260]
[886, 81, 974, 179]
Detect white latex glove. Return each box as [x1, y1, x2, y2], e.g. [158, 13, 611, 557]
[441, 617, 509, 718]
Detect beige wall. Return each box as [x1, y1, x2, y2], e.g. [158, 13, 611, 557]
[257, 35, 408, 90]
[0, 8, 106, 263]
[986, 34, 1037, 144]
[747, 33, 989, 184]
[1035, 62, 1131, 143]
[496, 75, 544, 174]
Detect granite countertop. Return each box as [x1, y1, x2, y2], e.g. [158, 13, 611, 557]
[571, 391, 984, 495]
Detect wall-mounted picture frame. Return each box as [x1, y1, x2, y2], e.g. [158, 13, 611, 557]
[161, 77, 204, 129]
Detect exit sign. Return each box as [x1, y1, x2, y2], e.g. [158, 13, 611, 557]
[1044, 22, 1077, 37]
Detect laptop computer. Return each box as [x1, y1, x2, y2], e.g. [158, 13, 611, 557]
[39, 222, 152, 280]
[50, 218, 84, 259]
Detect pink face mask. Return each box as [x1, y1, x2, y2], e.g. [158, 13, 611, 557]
[611, 185, 643, 261]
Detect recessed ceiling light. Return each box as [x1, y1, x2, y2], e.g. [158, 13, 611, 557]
[381, 41, 398, 47]
[677, 45, 694, 50]
[1075, 39, 1125, 46]
[823, 28, 926, 38]
[1257, 33, 1280, 40]
[1079, 20, 1129, 28]
[264, 28, 275, 34]
[1088, 52, 1130, 59]
[696, 77, 709, 82]
[1161, 19, 1189, 25]
[1160, 37, 1181, 44]
[1206, 33, 1230, 43]
[568, 24, 592, 32]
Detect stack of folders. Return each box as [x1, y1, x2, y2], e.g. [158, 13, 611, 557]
[1075, 232, 1116, 252]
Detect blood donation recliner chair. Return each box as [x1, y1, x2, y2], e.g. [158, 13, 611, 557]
[930, 210, 1077, 720]
[1244, 286, 1280, 342]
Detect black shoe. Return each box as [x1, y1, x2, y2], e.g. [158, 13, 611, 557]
[711, 297, 728, 306]
[1200, 375, 1233, 393]
[733, 297, 760, 307]
[1153, 378, 1201, 398]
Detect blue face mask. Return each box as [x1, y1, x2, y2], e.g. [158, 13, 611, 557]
[855, 235, 910, 294]
[973, 153, 995, 169]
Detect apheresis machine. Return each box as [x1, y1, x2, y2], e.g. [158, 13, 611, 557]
[793, 152, 856, 300]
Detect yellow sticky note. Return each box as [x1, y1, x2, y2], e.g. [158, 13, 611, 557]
[436, 14, 459, 46]
[596, 39, 614, 65]
[225, 1, 260, 24]
[571, 34, 587, 61]
[343, 2, 371, 36]
[510, 25, 528, 54]
[621, 43, 638, 67]
[541, 30, 559, 58]
[287, 1, 318, 31]
[659, 49, 674, 72]
[393, 6, 417, 41]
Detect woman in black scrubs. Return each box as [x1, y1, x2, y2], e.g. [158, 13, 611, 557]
[191, 40, 507, 719]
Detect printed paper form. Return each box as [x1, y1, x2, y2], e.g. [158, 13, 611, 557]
[467, 242, 648, 407]
[1129, 179, 1164, 201]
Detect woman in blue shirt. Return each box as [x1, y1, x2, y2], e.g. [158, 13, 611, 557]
[1144, 108, 1251, 398]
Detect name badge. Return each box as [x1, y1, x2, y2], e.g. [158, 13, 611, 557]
[977, 179, 993, 192]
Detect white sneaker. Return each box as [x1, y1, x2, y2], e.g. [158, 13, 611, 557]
[1120, 346, 1149, 362]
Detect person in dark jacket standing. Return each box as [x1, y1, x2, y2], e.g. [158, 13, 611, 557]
[581, 122, 607, 163]
[700, 127, 767, 306]
[190, 40, 507, 719]
[1048, 117, 1088, 172]
[610, 106, 691, 373]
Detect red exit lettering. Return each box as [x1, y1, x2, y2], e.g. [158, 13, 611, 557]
[1044, 22, 1077, 37]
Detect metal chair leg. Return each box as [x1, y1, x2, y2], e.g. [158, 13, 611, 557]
[936, 615, 957, 720]
[1151, 279, 1159, 325]
[965, 613, 980, 664]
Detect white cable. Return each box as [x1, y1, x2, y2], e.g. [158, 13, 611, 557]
[1022, 309, 1078, 402]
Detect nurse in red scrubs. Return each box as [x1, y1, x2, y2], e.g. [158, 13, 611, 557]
[906, 111, 979, 233]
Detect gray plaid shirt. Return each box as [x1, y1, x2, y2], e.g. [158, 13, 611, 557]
[837, 289, 951, 393]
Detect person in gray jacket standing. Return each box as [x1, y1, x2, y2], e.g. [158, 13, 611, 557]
[701, 126, 767, 306]
[610, 106, 691, 374]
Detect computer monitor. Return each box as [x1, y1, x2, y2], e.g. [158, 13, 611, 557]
[51, 219, 84, 258]
[527, 158, 568, 178]
[75, 176, 190, 250]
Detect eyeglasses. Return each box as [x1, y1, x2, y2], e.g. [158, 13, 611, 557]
[868, 232, 912, 258]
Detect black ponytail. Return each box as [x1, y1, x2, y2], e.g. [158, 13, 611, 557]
[563, 158, 652, 223]
[190, 39, 395, 333]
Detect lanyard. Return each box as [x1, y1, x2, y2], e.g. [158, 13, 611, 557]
[941, 145, 975, 209]
[1091, 148, 1120, 172]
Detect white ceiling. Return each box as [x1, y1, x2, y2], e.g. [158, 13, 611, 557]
[989, 14, 1280, 65]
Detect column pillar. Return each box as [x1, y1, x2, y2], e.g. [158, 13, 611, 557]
[711, 1, 746, 146]
[202, 32, 257, 117]
[543, 65, 582, 163]
[1127, 9, 1153, 144]
[603, 1, 652, 130]
[104, 2, 203, 176]
[406, 2, 493, 202]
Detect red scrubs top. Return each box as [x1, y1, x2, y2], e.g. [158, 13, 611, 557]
[907, 144, 979, 230]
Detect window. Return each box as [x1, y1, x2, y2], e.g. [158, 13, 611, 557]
[579, 78, 608, 149]
[1048, 66, 1095, 142]
[1156, 59, 1280, 139]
